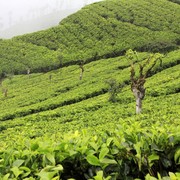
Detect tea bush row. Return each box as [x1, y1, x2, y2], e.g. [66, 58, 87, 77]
[0, 115, 179, 179]
[0, 40, 59, 76]
[10, 0, 179, 68]
[0, 50, 179, 121]
[0, 64, 179, 145]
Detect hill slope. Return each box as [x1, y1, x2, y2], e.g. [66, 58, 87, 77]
[0, 0, 180, 179]
[15, 0, 180, 61]
[0, 49, 180, 179]
[0, 0, 179, 75]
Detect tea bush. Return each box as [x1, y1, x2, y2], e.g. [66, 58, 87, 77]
[0, 0, 179, 75]
[0, 0, 179, 179]
[0, 118, 179, 179]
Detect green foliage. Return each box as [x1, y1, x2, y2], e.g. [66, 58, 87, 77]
[0, 122, 179, 179]
[0, 50, 178, 121]
[0, 39, 59, 76]
[0, 0, 177, 74]
[0, 50, 179, 122]
[0, 49, 179, 179]
[0, 0, 179, 179]
[168, 0, 180, 4]
[106, 78, 124, 102]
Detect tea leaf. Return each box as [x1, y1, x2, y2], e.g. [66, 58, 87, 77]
[99, 147, 109, 160]
[11, 166, 23, 178]
[169, 172, 177, 180]
[52, 164, 63, 171]
[36, 171, 57, 180]
[174, 148, 180, 164]
[46, 153, 55, 165]
[86, 154, 100, 166]
[100, 158, 117, 164]
[2, 174, 10, 180]
[13, 159, 24, 167]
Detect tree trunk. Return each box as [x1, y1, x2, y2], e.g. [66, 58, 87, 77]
[2, 88, 8, 97]
[136, 97, 142, 114]
[79, 68, 84, 80]
[79, 64, 84, 80]
[80, 71, 83, 80]
[27, 68, 31, 79]
[132, 87, 145, 114]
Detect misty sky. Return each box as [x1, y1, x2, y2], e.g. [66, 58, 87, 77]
[0, 0, 102, 38]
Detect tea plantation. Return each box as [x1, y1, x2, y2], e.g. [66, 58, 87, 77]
[0, 0, 180, 179]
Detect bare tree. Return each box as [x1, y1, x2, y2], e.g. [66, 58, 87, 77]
[126, 49, 163, 114]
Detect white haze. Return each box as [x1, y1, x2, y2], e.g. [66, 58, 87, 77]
[0, 0, 102, 39]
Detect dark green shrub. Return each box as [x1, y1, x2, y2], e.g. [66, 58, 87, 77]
[106, 79, 124, 102]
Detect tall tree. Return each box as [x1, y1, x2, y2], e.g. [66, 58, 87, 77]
[126, 49, 163, 114]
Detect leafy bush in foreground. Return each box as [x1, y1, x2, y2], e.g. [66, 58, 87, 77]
[0, 118, 180, 179]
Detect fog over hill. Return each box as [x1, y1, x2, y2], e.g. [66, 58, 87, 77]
[0, 0, 102, 39]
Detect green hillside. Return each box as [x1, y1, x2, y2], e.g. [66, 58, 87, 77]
[0, 0, 180, 75]
[0, 39, 59, 76]
[0, 49, 179, 179]
[0, 0, 180, 179]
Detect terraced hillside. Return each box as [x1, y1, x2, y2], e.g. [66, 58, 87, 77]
[0, 0, 180, 75]
[0, 0, 180, 179]
[0, 49, 180, 179]
[0, 39, 59, 76]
